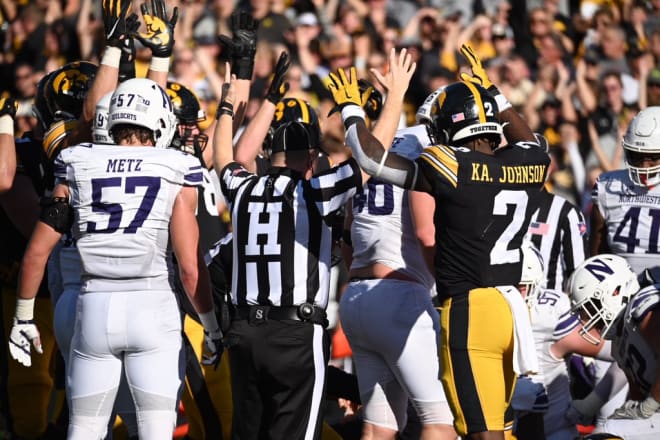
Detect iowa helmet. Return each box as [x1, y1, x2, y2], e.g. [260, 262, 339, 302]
[358, 79, 383, 120]
[166, 81, 206, 124]
[33, 72, 55, 131]
[428, 81, 502, 147]
[44, 61, 97, 121]
[267, 98, 321, 154]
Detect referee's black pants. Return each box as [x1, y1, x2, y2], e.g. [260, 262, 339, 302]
[227, 318, 330, 440]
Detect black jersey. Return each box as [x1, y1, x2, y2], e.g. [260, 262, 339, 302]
[417, 142, 550, 299]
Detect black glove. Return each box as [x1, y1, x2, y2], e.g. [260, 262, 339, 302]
[0, 95, 17, 119]
[103, 0, 133, 48]
[265, 51, 291, 104]
[118, 13, 140, 82]
[218, 10, 259, 80]
[134, 0, 178, 58]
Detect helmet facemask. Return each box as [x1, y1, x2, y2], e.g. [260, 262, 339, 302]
[622, 107, 660, 188]
[623, 149, 660, 188]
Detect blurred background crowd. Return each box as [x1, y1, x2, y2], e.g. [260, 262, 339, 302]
[0, 0, 658, 233]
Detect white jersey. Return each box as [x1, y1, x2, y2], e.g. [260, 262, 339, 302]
[54, 143, 203, 292]
[530, 289, 580, 439]
[592, 170, 660, 274]
[350, 125, 434, 289]
[610, 284, 660, 396]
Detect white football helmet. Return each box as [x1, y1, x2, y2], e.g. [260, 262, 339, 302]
[622, 106, 660, 188]
[93, 92, 112, 144]
[416, 85, 447, 125]
[567, 254, 640, 345]
[519, 241, 545, 308]
[107, 78, 177, 148]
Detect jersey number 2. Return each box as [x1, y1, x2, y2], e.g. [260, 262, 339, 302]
[490, 190, 529, 265]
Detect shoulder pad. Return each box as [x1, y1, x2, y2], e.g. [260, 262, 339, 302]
[628, 285, 660, 323]
[43, 119, 79, 160]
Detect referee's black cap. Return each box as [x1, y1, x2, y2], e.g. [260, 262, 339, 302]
[271, 121, 323, 154]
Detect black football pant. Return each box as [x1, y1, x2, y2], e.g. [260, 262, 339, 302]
[227, 318, 329, 440]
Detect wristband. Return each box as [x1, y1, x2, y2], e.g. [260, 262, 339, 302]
[494, 93, 512, 112]
[101, 46, 122, 68]
[149, 56, 171, 73]
[340, 105, 366, 123]
[215, 102, 234, 120]
[15, 298, 35, 321]
[199, 310, 221, 335]
[0, 115, 14, 136]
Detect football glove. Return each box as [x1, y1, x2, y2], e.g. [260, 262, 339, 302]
[611, 397, 660, 419]
[327, 67, 362, 112]
[102, 0, 133, 48]
[134, 0, 178, 58]
[459, 43, 497, 93]
[265, 51, 291, 104]
[0, 95, 17, 119]
[218, 10, 259, 80]
[8, 319, 43, 367]
[202, 328, 224, 370]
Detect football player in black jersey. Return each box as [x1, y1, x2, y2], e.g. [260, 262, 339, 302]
[329, 46, 549, 440]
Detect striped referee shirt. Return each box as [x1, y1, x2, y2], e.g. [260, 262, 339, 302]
[526, 189, 588, 291]
[219, 160, 362, 308]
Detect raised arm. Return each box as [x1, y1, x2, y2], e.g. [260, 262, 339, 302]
[328, 51, 424, 190]
[213, 68, 237, 174]
[0, 97, 17, 193]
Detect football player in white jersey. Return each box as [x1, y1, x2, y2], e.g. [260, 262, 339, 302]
[7, 78, 223, 440]
[512, 249, 630, 440]
[590, 106, 660, 274]
[338, 55, 456, 438]
[566, 255, 660, 440]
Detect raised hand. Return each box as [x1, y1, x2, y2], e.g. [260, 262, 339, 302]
[327, 67, 362, 112]
[134, 0, 178, 58]
[102, 0, 133, 48]
[459, 43, 495, 91]
[370, 48, 416, 101]
[8, 319, 42, 367]
[265, 51, 291, 104]
[218, 10, 259, 80]
[0, 95, 18, 119]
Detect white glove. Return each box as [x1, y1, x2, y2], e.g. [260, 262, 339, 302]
[611, 397, 660, 420]
[8, 318, 43, 367]
[202, 328, 224, 369]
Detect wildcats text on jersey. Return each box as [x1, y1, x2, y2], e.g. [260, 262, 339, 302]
[470, 163, 547, 184]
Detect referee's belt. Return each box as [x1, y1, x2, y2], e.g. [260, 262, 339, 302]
[232, 304, 328, 327]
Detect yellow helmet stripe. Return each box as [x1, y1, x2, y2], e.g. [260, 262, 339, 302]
[296, 98, 310, 124]
[462, 81, 486, 123]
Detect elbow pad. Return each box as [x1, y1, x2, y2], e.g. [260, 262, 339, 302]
[39, 197, 73, 233]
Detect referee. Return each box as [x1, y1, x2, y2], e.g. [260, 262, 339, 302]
[213, 80, 363, 440]
[526, 187, 588, 290]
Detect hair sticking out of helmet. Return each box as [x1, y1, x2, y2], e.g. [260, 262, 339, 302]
[93, 92, 113, 144]
[44, 61, 98, 122]
[519, 241, 545, 309]
[107, 78, 177, 148]
[622, 106, 660, 188]
[428, 81, 502, 147]
[567, 254, 640, 345]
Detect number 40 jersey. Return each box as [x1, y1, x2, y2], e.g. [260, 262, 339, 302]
[54, 143, 204, 293]
[592, 170, 660, 274]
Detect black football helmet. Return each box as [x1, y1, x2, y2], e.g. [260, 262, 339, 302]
[358, 79, 383, 120]
[266, 98, 321, 155]
[44, 61, 98, 122]
[428, 81, 502, 147]
[33, 72, 55, 131]
[166, 81, 208, 156]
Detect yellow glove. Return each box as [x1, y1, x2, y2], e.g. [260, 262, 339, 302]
[134, 0, 178, 57]
[327, 67, 362, 111]
[459, 43, 494, 90]
[0, 95, 18, 119]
